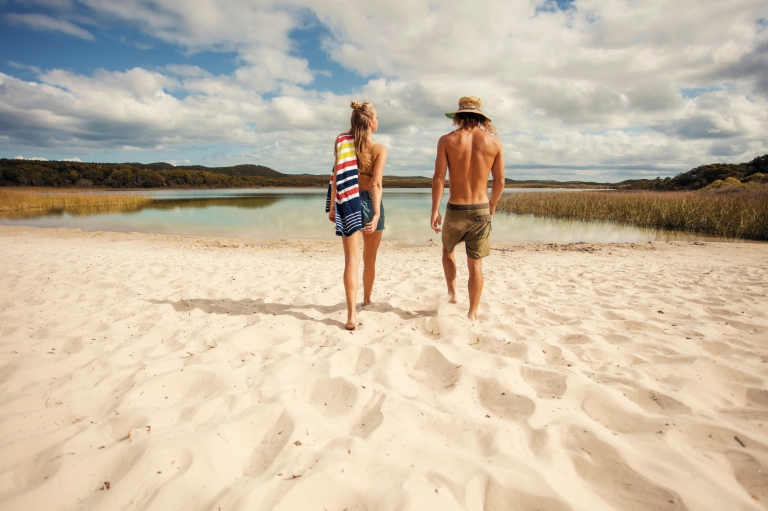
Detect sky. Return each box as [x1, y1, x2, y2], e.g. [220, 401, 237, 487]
[0, 0, 767, 181]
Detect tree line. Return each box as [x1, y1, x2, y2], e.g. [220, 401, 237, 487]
[0, 160, 329, 188]
[0, 159, 435, 188]
[2, 154, 765, 190]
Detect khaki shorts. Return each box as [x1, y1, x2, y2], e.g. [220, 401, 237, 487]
[442, 203, 492, 259]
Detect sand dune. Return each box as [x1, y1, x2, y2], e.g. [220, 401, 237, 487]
[0, 225, 767, 510]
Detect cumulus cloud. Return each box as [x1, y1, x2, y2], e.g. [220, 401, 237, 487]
[0, 0, 767, 179]
[4, 13, 95, 40]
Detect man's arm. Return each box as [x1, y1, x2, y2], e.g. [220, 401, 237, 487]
[431, 136, 448, 233]
[489, 141, 505, 215]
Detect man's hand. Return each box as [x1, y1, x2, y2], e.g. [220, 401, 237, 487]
[328, 208, 335, 223]
[430, 211, 442, 233]
[489, 203, 496, 215]
[363, 214, 379, 234]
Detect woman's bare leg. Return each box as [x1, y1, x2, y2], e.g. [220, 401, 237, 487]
[341, 232, 361, 329]
[362, 230, 383, 306]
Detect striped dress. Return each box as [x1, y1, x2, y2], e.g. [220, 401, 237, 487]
[326, 134, 362, 237]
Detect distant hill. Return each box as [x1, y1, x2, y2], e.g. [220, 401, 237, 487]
[504, 179, 614, 189]
[620, 154, 768, 190]
[0, 159, 312, 188]
[2, 154, 765, 190]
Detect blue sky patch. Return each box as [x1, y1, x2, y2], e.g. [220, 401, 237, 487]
[680, 86, 720, 99]
[0, 11, 239, 80]
[536, 0, 576, 14]
[289, 14, 369, 94]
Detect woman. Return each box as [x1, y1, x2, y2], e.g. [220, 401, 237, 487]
[327, 101, 387, 330]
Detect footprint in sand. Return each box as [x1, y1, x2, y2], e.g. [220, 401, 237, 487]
[484, 478, 572, 511]
[355, 347, 376, 374]
[352, 393, 385, 437]
[61, 336, 84, 354]
[245, 412, 294, 478]
[725, 450, 768, 504]
[747, 388, 768, 408]
[310, 377, 358, 416]
[520, 367, 567, 399]
[558, 334, 593, 345]
[411, 345, 461, 391]
[622, 387, 691, 415]
[566, 428, 688, 510]
[476, 378, 535, 421]
[601, 333, 631, 344]
[582, 391, 663, 435]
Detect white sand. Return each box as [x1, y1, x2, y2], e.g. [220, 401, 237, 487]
[1, 225, 767, 511]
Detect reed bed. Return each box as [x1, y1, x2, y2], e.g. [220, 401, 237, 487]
[0, 188, 152, 219]
[496, 190, 768, 240]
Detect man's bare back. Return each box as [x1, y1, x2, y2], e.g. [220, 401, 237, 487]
[432, 128, 505, 210]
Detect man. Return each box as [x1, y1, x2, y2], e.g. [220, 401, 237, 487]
[430, 96, 505, 321]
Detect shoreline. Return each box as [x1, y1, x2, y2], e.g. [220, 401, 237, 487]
[1, 225, 767, 510]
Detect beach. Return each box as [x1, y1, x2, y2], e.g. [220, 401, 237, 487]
[1, 225, 767, 510]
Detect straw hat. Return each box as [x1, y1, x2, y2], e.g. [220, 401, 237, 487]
[445, 96, 491, 121]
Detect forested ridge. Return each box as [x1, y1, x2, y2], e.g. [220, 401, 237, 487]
[1, 154, 766, 190]
[0, 159, 325, 188]
[0, 159, 438, 188]
[619, 154, 768, 190]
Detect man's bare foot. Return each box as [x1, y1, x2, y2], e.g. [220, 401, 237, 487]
[362, 299, 372, 307]
[467, 311, 478, 321]
[448, 293, 458, 304]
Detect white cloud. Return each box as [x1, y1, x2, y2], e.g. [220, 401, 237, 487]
[1, 0, 767, 180]
[4, 13, 95, 40]
[14, 155, 48, 160]
[8, 61, 42, 75]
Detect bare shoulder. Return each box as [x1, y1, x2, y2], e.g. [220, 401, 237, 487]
[480, 130, 503, 152]
[374, 143, 388, 156]
[438, 132, 455, 145]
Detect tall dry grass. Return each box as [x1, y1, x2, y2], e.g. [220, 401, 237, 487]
[496, 190, 768, 240]
[0, 188, 152, 219]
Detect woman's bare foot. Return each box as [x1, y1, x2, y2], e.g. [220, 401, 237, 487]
[362, 299, 372, 307]
[345, 318, 357, 330]
[448, 292, 458, 304]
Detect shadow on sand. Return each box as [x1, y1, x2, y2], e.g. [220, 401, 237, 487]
[150, 297, 436, 329]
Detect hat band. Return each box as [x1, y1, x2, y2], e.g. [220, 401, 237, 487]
[458, 105, 482, 112]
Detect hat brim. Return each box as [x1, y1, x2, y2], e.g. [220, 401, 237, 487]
[445, 109, 492, 122]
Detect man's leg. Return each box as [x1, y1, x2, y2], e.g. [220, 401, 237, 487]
[362, 230, 382, 306]
[467, 256, 483, 320]
[341, 232, 361, 329]
[442, 246, 458, 303]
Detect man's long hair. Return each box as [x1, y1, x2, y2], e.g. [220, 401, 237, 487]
[453, 112, 498, 135]
[341, 101, 375, 172]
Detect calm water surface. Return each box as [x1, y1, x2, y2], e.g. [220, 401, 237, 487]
[2, 188, 703, 242]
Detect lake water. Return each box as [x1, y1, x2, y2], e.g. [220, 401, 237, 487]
[1, 188, 703, 242]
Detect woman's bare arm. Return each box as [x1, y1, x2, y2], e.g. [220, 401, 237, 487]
[328, 146, 338, 223]
[363, 144, 387, 233]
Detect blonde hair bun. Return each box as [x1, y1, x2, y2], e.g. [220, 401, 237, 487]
[350, 101, 363, 110]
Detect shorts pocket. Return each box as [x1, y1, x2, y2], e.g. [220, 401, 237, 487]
[473, 214, 492, 222]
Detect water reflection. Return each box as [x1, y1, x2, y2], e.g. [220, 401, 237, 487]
[1, 188, 707, 242]
[146, 196, 281, 211]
